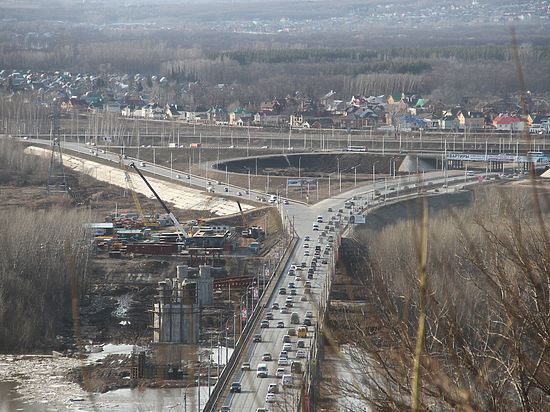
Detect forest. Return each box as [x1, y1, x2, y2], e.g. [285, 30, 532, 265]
[330, 186, 550, 410]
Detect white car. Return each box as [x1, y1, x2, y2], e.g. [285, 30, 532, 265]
[278, 358, 289, 366]
[276, 368, 285, 378]
[296, 350, 306, 359]
[266, 393, 276, 403]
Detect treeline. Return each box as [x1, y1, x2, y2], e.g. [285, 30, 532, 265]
[207, 45, 550, 65]
[344, 187, 550, 410]
[0, 207, 93, 353]
[0, 140, 93, 353]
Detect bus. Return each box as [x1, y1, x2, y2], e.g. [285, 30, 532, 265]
[344, 146, 368, 152]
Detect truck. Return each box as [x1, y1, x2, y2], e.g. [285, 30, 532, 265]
[190, 143, 201, 148]
[290, 312, 300, 324]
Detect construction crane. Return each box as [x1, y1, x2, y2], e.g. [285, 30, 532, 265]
[129, 162, 190, 241]
[118, 156, 159, 228]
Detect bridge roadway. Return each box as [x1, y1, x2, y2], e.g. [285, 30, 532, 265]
[216, 171, 492, 411]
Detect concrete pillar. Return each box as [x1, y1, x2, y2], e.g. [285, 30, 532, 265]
[177, 265, 188, 281]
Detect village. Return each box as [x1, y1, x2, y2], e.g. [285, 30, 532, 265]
[2, 69, 550, 136]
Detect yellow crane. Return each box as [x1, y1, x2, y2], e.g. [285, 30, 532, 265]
[118, 156, 159, 228]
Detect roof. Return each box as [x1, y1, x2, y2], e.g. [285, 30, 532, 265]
[493, 114, 522, 124]
[415, 99, 427, 107]
[231, 109, 251, 115]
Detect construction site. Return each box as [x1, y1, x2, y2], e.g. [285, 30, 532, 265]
[0, 135, 290, 399]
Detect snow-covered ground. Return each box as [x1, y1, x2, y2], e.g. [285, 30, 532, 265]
[25, 146, 253, 216]
[0, 345, 234, 412]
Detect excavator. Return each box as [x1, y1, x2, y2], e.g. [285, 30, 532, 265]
[237, 200, 262, 239]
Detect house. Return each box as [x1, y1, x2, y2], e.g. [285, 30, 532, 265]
[61, 98, 90, 112]
[493, 114, 524, 131]
[229, 109, 252, 125]
[206, 106, 228, 124]
[458, 111, 485, 129]
[302, 118, 334, 129]
[399, 115, 427, 130]
[254, 111, 283, 126]
[166, 104, 182, 119]
[440, 116, 460, 131]
[320, 90, 337, 108]
[260, 99, 283, 114]
[235, 116, 253, 127]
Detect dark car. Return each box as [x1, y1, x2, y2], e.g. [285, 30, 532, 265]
[266, 312, 274, 320]
[279, 287, 287, 295]
[253, 334, 262, 342]
[230, 382, 241, 393]
[303, 318, 312, 326]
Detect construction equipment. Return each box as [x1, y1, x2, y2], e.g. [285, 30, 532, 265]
[237, 201, 262, 239]
[237, 201, 250, 237]
[118, 156, 159, 228]
[129, 162, 190, 241]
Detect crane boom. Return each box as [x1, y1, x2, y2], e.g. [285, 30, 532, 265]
[237, 200, 248, 228]
[129, 163, 190, 239]
[119, 157, 158, 227]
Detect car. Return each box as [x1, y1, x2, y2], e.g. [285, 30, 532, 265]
[307, 273, 314, 280]
[280, 307, 289, 314]
[285, 301, 293, 308]
[296, 350, 306, 359]
[328, 207, 333, 212]
[312, 225, 319, 231]
[284, 199, 289, 205]
[303, 250, 310, 256]
[186, 175, 191, 179]
[261, 320, 269, 328]
[238, 191, 243, 196]
[305, 282, 311, 289]
[297, 339, 305, 348]
[304, 236, 310, 241]
[288, 268, 295, 276]
[290, 289, 297, 296]
[282, 334, 291, 343]
[283, 343, 292, 351]
[276, 368, 286, 378]
[230, 382, 241, 393]
[288, 282, 295, 289]
[288, 327, 296, 336]
[303, 318, 312, 326]
[279, 350, 288, 359]
[279, 287, 286, 295]
[266, 312, 274, 320]
[266, 393, 276, 403]
[220, 406, 230, 412]
[140, 161, 146, 167]
[303, 243, 309, 249]
[256, 409, 267, 412]
[241, 362, 250, 370]
[301, 262, 307, 268]
[286, 296, 293, 303]
[253, 334, 262, 342]
[305, 311, 313, 318]
[176, 174, 182, 179]
[277, 321, 285, 328]
[257, 363, 268, 377]
[294, 275, 302, 282]
[224, 187, 229, 192]
[262, 353, 272, 361]
[272, 302, 279, 310]
[322, 259, 328, 264]
[278, 357, 289, 366]
[467, 171, 475, 176]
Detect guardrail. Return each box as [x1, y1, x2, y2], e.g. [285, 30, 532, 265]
[204, 235, 299, 412]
